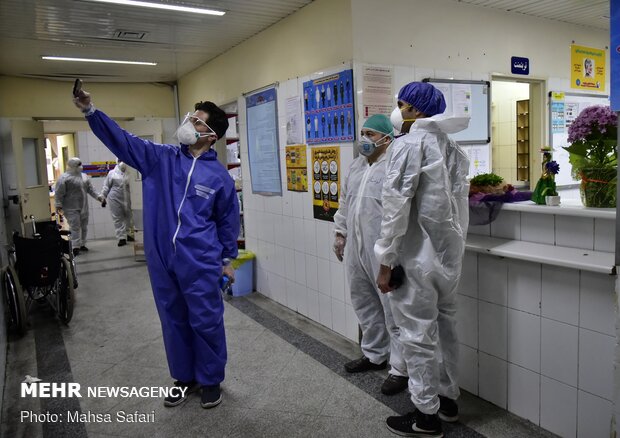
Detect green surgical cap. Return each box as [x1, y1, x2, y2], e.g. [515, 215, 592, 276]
[362, 114, 394, 138]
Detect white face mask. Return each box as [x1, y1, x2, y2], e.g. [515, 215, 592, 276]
[390, 107, 404, 133]
[175, 121, 200, 145]
[118, 162, 127, 172]
[357, 133, 390, 157]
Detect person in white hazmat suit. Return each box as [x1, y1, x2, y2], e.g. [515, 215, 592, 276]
[333, 114, 408, 396]
[375, 82, 470, 437]
[100, 161, 135, 247]
[54, 157, 105, 256]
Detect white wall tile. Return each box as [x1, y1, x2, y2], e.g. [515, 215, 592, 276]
[457, 252, 478, 298]
[521, 212, 555, 245]
[507, 260, 541, 315]
[305, 254, 319, 291]
[490, 210, 520, 240]
[577, 390, 613, 438]
[456, 295, 478, 349]
[294, 250, 306, 285]
[318, 292, 333, 329]
[262, 212, 276, 243]
[578, 329, 614, 401]
[293, 217, 305, 252]
[593, 218, 615, 253]
[331, 299, 346, 337]
[541, 376, 578, 438]
[330, 261, 346, 303]
[458, 344, 478, 396]
[245, 211, 259, 239]
[479, 301, 507, 360]
[541, 318, 578, 387]
[317, 257, 331, 295]
[281, 191, 293, 217]
[273, 214, 285, 247]
[468, 224, 490, 236]
[286, 279, 298, 312]
[307, 288, 319, 322]
[279, 217, 294, 249]
[479, 255, 508, 306]
[291, 192, 304, 218]
[508, 309, 540, 372]
[271, 273, 287, 306]
[345, 304, 359, 343]
[555, 216, 594, 250]
[303, 218, 317, 256]
[507, 364, 540, 425]
[284, 247, 296, 281]
[315, 220, 331, 260]
[579, 271, 615, 336]
[296, 282, 308, 317]
[541, 265, 580, 326]
[479, 352, 507, 409]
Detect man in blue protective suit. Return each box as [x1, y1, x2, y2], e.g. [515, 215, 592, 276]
[73, 87, 239, 410]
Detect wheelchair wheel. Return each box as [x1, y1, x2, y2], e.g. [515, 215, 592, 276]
[57, 258, 75, 324]
[2, 265, 27, 335]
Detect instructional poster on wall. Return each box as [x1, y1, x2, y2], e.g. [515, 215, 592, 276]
[465, 147, 489, 176]
[303, 69, 355, 144]
[570, 44, 606, 92]
[286, 96, 303, 145]
[311, 146, 340, 221]
[362, 65, 393, 117]
[285, 145, 308, 192]
[246, 87, 282, 195]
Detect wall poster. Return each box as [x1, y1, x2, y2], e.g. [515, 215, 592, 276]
[311, 146, 340, 222]
[245, 87, 282, 195]
[570, 44, 606, 92]
[285, 145, 308, 192]
[303, 69, 355, 145]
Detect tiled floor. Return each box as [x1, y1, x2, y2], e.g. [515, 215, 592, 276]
[2, 240, 557, 438]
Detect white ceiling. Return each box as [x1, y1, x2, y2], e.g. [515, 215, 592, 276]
[0, 0, 610, 84]
[0, 0, 314, 83]
[453, 0, 609, 31]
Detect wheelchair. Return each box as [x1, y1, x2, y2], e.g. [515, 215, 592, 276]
[2, 216, 77, 334]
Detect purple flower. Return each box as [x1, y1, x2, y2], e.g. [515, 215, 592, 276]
[545, 160, 560, 175]
[567, 105, 617, 143]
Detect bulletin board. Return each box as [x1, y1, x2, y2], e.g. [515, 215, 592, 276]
[548, 91, 610, 187]
[423, 78, 491, 144]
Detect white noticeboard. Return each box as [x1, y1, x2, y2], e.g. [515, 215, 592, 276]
[548, 91, 609, 187]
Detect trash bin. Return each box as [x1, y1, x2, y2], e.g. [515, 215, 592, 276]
[230, 250, 255, 296]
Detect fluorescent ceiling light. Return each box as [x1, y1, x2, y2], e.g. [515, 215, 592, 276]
[42, 56, 157, 66]
[87, 0, 225, 16]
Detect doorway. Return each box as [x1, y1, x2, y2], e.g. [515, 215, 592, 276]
[491, 77, 546, 189]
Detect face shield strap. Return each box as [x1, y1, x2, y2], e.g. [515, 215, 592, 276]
[183, 112, 218, 140]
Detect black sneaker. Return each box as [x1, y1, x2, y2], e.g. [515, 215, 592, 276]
[163, 380, 199, 407]
[344, 356, 387, 373]
[201, 385, 222, 409]
[438, 395, 458, 423]
[381, 374, 408, 395]
[118, 239, 127, 247]
[79, 246, 89, 252]
[72, 248, 80, 257]
[127, 235, 135, 242]
[386, 411, 443, 437]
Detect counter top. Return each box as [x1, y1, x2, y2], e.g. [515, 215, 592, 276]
[499, 200, 615, 219]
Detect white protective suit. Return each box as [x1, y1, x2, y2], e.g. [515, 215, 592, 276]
[334, 152, 406, 377]
[100, 164, 134, 240]
[374, 115, 470, 414]
[54, 158, 100, 248]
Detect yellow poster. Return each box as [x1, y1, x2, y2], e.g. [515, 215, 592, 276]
[311, 146, 340, 222]
[570, 44, 606, 92]
[285, 145, 308, 192]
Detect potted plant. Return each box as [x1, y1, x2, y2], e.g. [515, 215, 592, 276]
[532, 160, 560, 205]
[469, 172, 507, 195]
[563, 105, 617, 208]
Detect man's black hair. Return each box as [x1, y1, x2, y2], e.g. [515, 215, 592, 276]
[194, 101, 229, 141]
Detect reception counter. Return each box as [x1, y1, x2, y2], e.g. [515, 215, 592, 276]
[459, 201, 616, 438]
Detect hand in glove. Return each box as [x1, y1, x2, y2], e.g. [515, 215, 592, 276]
[73, 87, 93, 113]
[333, 234, 346, 262]
[98, 196, 107, 208]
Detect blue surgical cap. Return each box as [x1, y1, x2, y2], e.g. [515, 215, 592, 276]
[397, 82, 446, 117]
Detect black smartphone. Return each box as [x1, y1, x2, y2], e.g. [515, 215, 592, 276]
[388, 265, 405, 289]
[72, 78, 82, 97]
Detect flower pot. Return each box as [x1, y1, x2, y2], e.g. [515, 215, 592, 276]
[580, 167, 617, 208]
[545, 195, 561, 206]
